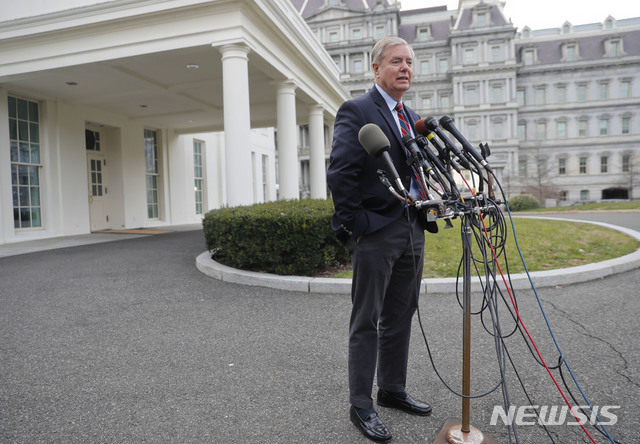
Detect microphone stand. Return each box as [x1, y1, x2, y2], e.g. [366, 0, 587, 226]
[433, 198, 498, 444]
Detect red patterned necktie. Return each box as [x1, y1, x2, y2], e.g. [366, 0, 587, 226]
[395, 102, 411, 136]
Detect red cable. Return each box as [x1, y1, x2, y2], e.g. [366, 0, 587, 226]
[458, 176, 599, 444]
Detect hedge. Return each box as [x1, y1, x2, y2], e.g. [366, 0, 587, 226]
[202, 199, 350, 276]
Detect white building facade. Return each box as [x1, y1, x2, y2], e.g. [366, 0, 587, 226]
[293, 0, 640, 206]
[0, 0, 348, 245]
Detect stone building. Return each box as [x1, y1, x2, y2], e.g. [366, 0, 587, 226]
[293, 0, 640, 205]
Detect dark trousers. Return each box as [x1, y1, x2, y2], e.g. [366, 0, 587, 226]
[348, 211, 425, 409]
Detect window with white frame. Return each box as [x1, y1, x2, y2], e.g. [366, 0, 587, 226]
[440, 94, 450, 109]
[577, 84, 587, 101]
[580, 189, 589, 200]
[535, 87, 546, 105]
[491, 45, 501, 62]
[578, 119, 588, 137]
[556, 85, 566, 103]
[620, 80, 631, 98]
[517, 89, 525, 106]
[558, 158, 567, 175]
[556, 121, 567, 139]
[517, 122, 526, 141]
[418, 27, 429, 42]
[376, 26, 385, 40]
[9, 96, 42, 229]
[464, 48, 476, 65]
[466, 121, 478, 140]
[144, 128, 160, 219]
[598, 82, 609, 100]
[420, 60, 430, 75]
[438, 58, 448, 73]
[351, 28, 361, 40]
[536, 121, 546, 139]
[622, 116, 630, 135]
[622, 155, 631, 172]
[491, 85, 503, 103]
[599, 118, 609, 136]
[523, 49, 535, 65]
[421, 96, 432, 110]
[193, 140, 204, 215]
[600, 155, 609, 173]
[579, 156, 587, 174]
[518, 159, 527, 176]
[492, 120, 504, 139]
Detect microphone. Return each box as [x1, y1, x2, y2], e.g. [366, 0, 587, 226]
[415, 135, 457, 193]
[415, 118, 464, 173]
[439, 116, 493, 173]
[423, 117, 472, 170]
[358, 123, 411, 198]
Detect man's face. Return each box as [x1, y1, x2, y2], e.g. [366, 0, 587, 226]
[373, 44, 413, 101]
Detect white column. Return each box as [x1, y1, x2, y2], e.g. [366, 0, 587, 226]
[276, 80, 299, 200]
[308, 104, 326, 199]
[219, 43, 253, 207]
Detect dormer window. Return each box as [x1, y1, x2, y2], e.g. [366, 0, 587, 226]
[562, 22, 572, 34]
[417, 27, 430, 42]
[562, 42, 579, 62]
[605, 38, 623, 57]
[477, 12, 487, 27]
[604, 16, 616, 29]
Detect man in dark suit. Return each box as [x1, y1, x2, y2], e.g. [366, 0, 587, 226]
[327, 37, 432, 442]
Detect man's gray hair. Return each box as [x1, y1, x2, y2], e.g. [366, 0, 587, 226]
[371, 36, 414, 66]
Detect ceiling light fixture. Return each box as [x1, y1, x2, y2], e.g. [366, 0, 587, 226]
[186, 64, 200, 69]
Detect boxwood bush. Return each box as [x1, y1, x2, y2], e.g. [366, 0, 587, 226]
[202, 199, 350, 276]
[507, 193, 540, 212]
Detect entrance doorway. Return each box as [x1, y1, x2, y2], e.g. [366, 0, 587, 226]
[85, 128, 109, 231]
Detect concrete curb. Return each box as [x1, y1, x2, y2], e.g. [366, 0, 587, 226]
[195, 217, 640, 294]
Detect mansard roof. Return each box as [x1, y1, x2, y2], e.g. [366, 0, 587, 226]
[295, 0, 395, 19]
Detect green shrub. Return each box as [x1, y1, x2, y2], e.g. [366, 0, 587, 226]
[507, 193, 540, 212]
[202, 199, 349, 276]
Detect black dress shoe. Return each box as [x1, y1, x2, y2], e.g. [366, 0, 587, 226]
[377, 389, 432, 416]
[349, 405, 392, 442]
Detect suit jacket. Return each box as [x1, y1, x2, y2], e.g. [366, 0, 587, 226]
[327, 86, 424, 244]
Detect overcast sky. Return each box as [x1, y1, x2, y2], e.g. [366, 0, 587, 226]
[398, 0, 639, 30]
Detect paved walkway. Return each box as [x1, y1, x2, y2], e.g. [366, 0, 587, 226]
[0, 213, 638, 443]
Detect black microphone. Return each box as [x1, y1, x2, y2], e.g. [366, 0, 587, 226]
[415, 118, 464, 173]
[415, 135, 457, 192]
[439, 116, 493, 173]
[358, 123, 411, 198]
[423, 117, 472, 170]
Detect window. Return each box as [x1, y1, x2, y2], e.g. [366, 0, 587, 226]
[194, 140, 204, 215]
[491, 85, 503, 103]
[9, 96, 42, 229]
[622, 155, 631, 172]
[565, 45, 576, 61]
[353, 59, 363, 73]
[578, 120, 588, 137]
[492, 121, 504, 139]
[476, 12, 487, 27]
[579, 157, 587, 174]
[600, 156, 609, 173]
[464, 48, 476, 64]
[580, 189, 589, 200]
[577, 84, 587, 101]
[523, 49, 534, 65]
[440, 94, 450, 109]
[420, 60, 430, 75]
[329, 31, 338, 43]
[556, 85, 566, 103]
[262, 154, 269, 199]
[517, 89, 525, 106]
[622, 117, 630, 135]
[376, 26, 385, 40]
[517, 122, 526, 141]
[535, 87, 545, 105]
[351, 28, 361, 40]
[560, 190, 568, 201]
[421, 96, 432, 110]
[599, 118, 609, 136]
[465, 87, 478, 105]
[598, 83, 609, 100]
[536, 122, 546, 139]
[620, 80, 631, 98]
[418, 27, 429, 41]
[537, 158, 547, 175]
[438, 58, 448, 73]
[466, 122, 477, 140]
[607, 39, 620, 57]
[558, 158, 566, 175]
[556, 121, 567, 139]
[491, 46, 501, 62]
[144, 128, 160, 219]
[518, 159, 527, 177]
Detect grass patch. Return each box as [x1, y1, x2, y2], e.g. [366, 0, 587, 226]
[329, 217, 638, 279]
[519, 201, 640, 212]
